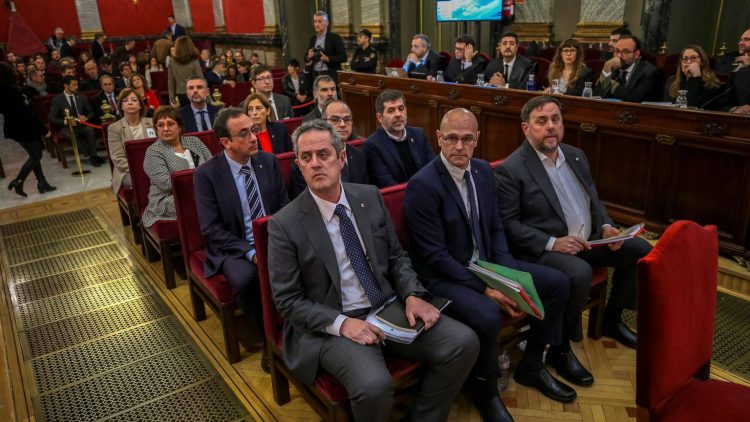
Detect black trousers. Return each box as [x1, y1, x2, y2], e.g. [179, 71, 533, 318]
[61, 125, 97, 158]
[14, 138, 46, 182]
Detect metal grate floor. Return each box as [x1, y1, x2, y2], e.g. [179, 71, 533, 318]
[0, 210, 251, 421]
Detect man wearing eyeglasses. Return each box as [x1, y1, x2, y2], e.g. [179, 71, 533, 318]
[595, 35, 662, 102]
[248, 65, 293, 120]
[290, 100, 368, 198]
[404, 108, 573, 420]
[194, 107, 289, 373]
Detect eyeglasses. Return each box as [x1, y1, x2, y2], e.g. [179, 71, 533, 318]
[230, 125, 260, 139]
[614, 49, 634, 56]
[254, 76, 273, 82]
[561, 48, 577, 55]
[441, 135, 477, 145]
[681, 55, 701, 63]
[325, 116, 353, 125]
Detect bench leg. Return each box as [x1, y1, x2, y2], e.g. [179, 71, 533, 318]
[221, 306, 241, 363]
[587, 285, 608, 340]
[143, 232, 160, 262]
[117, 202, 131, 226]
[269, 350, 291, 405]
[56, 143, 68, 168]
[189, 281, 207, 321]
[160, 240, 176, 289]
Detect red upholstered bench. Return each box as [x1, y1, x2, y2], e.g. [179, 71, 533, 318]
[172, 169, 242, 363]
[275, 151, 295, 191]
[102, 122, 141, 244]
[184, 130, 222, 155]
[253, 215, 422, 421]
[281, 116, 304, 137]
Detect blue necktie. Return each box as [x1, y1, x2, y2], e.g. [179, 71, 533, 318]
[198, 110, 208, 131]
[334, 204, 387, 309]
[464, 170, 487, 260]
[240, 166, 264, 221]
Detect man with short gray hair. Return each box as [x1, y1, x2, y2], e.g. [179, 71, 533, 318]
[270, 119, 479, 422]
[403, 34, 446, 79]
[306, 10, 347, 83]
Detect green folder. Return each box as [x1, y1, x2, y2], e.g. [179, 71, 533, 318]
[468, 260, 545, 319]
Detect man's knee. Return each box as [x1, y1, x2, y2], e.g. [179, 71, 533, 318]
[624, 237, 652, 261]
[351, 371, 394, 408]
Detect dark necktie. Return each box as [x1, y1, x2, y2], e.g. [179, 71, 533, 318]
[503, 64, 510, 83]
[108, 94, 117, 113]
[240, 166, 265, 221]
[68, 95, 79, 116]
[268, 98, 278, 121]
[197, 110, 208, 131]
[464, 170, 486, 260]
[334, 204, 387, 309]
[620, 70, 629, 85]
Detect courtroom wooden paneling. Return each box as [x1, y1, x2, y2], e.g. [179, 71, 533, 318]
[339, 72, 750, 257]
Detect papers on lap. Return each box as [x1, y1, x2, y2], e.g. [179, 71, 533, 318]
[365, 296, 452, 344]
[588, 223, 645, 247]
[468, 260, 545, 319]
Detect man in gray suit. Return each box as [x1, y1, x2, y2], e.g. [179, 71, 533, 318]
[495, 96, 652, 352]
[268, 120, 479, 422]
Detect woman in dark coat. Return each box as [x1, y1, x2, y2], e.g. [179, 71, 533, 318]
[0, 62, 56, 197]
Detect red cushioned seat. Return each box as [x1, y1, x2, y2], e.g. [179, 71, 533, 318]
[654, 379, 750, 422]
[146, 220, 179, 239]
[187, 251, 233, 304]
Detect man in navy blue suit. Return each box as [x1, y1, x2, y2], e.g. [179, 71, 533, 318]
[404, 109, 578, 419]
[194, 107, 289, 372]
[179, 76, 221, 133]
[363, 90, 433, 188]
[165, 15, 186, 41]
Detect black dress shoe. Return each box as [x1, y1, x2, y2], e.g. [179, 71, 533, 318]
[37, 179, 57, 193]
[7, 179, 27, 197]
[603, 321, 637, 349]
[546, 350, 594, 386]
[260, 348, 270, 373]
[472, 395, 514, 422]
[90, 157, 102, 167]
[514, 363, 577, 403]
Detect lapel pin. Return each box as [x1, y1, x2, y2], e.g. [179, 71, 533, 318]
[575, 157, 579, 161]
[409, 138, 414, 143]
[361, 203, 365, 208]
[259, 164, 263, 168]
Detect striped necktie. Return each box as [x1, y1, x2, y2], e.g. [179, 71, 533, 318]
[240, 165, 264, 220]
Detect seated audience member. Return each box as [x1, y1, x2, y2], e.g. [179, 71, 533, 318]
[364, 89, 433, 188]
[116, 62, 133, 89]
[714, 28, 750, 75]
[48, 50, 62, 70]
[303, 75, 337, 121]
[663, 45, 727, 110]
[142, 106, 212, 228]
[93, 75, 121, 122]
[198, 49, 211, 71]
[223, 49, 234, 64]
[145, 57, 164, 87]
[107, 88, 155, 194]
[595, 35, 662, 102]
[14, 61, 26, 84]
[442, 35, 488, 84]
[546, 38, 594, 96]
[350, 29, 378, 74]
[78, 51, 92, 69]
[403, 34, 446, 79]
[204, 58, 236, 87]
[23, 68, 48, 101]
[60, 36, 76, 59]
[289, 100, 368, 198]
[46, 27, 65, 52]
[600, 27, 631, 60]
[282, 59, 309, 105]
[267, 119, 479, 422]
[227, 64, 240, 82]
[242, 93, 292, 153]
[48, 75, 104, 166]
[79, 60, 100, 91]
[405, 109, 576, 417]
[127, 54, 140, 74]
[194, 107, 289, 373]
[249, 52, 262, 67]
[233, 50, 246, 64]
[179, 76, 220, 132]
[249, 65, 293, 120]
[60, 64, 76, 78]
[730, 65, 750, 114]
[112, 39, 136, 66]
[485, 32, 536, 90]
[495, 96, 653, 350]
[237, 61, 251, 82]
[130, 73, 161, 112]
[100, 57, 116, 78]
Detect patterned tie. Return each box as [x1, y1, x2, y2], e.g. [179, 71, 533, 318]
[68, 95, 79, 116]
[198, 110, 208, 131]
[334, 204, 387, 309]
[108, 94, 117, 114]
[240, 166, 265, 220]
[268, 98, 277, 121]
[503, 64, 510, 83]
[464, 170, 487, 260]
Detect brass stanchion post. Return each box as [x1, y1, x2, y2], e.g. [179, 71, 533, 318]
[64, 108, 91, 177]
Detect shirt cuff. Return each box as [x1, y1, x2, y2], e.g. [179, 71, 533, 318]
[325, 314, 348, 336]
[246, 248, 257, 263]
[601, 70, 612, 78]
[545, 236, 556, 252]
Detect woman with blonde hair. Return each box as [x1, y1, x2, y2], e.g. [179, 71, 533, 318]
[664, 45, 725, 110]
[167, 35, 202, 106]
[547, 38, 594, 96]
[242, 93, 292, 153]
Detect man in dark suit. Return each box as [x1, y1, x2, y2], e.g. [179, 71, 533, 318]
[165, 15, 186, 42]
[79, 60, 101, 92]
[494, 96, 653, 350]
[290, 100, 367, 198]
[112, 39, 135, 65]
[179, 76, 220, 133]
[249, 66, 293, 120]
[363, 90, 433, 188]
[302, 75, 337, 122]
[405, 109, 576, 417]
[91, 33, 108, 63]
[92, 75, 121, 123]
[204, 59, 236, 87]
[595, 35, 662, 102]
[484, 32, 536, 90]
[442, 35, 488, 84]
[194, 107, 289, 372]
[268, 119, 479, 422]
[60, 36, 76, 59]
[306, 10, 347, 83]
[600, 27, 631, 61]
[402, 34, 446, 79]
[48, 76, 104, 166]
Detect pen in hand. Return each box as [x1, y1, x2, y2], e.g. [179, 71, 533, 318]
[577, 223, 584, 239]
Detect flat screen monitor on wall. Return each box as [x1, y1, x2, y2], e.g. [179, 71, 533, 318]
[436, 0, 503, 22]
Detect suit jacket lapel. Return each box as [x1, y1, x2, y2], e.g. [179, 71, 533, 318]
[299, 191, 342, 293]
[379, 129, 406, 175]
[521, 142, 566, 222]
[345, 186, 381, 287]
[216, 155, 246, 226]
[405, 127, 425, 168]
[435, 157, 471, 228]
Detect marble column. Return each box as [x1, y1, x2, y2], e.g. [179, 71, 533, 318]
[263, 0, 280, 34]
[388, 0, 400, 59]
[172, 0, 193, 29]
[331, 0, 353, 36]
[360, 0, 384, 38]
[574, 0, 627, 43]
[641, 0, 672, 53]
[513, 0, 555, 42]
[212, 0, 225, 32]
[74, 0, 103, 40]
